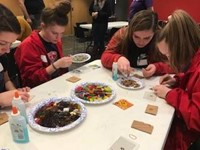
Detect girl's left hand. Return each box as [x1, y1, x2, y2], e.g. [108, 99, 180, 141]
[142, 64, 156, 78]
[153, 85, 171, 99]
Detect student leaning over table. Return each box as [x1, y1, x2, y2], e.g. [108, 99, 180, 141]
[101, 10, 173, 76]
[14, 1, 73, 88]
[151, 10, 200, 150]
[0, 4, 30, 107]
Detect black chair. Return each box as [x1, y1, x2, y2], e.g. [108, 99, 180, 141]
[109, 27, 119, 40]
[7, 48, 22, 88]
[74, 26, 93, 53]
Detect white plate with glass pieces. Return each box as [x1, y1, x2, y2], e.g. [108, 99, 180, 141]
[72, 53, 91, 63]
[116, 76, 144, 90]
[27, 97, 87, 133]
[71, 82, 116, 104]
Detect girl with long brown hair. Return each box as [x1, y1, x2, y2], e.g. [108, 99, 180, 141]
[152, 10, 200, 150]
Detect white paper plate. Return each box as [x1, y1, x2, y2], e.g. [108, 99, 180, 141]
[71, 82, 116, 104]
[117, 77, 144, 90]
[72, 53, 91, 63]
[27, 97, 87, 133]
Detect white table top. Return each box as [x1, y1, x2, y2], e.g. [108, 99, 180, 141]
[80, 21, 128, 30]
[0, 60, 174, 150]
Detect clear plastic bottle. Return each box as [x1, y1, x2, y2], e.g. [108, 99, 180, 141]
[112, 59, 118, 81]
[9, 107, 29, 143]
[12, 91, 27, 123]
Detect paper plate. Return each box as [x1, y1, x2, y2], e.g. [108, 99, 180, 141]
[117, 77, 144, 90]
[72, 53, 91, 63]
[27, 97, 87, 133]
[71, 82, 116, 104]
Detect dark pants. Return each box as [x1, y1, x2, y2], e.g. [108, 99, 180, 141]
[92, 23, 108, 52]
[30, 13, 42, 30]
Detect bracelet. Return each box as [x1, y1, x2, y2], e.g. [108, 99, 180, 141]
[52, 63, 57, 70]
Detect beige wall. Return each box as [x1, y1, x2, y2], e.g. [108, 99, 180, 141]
[0, 0, 23, 16]
[0, 0, 93, 35]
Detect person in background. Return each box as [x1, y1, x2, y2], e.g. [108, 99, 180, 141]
[129, 0, 153, 21]
[0, 4, 30, 107]
[152, 10, 200, 150]
[101, 10, 172, 76]
[89, 0, 111, 58]
[17, 0, 45, 29]
[15, 1, 72, 88]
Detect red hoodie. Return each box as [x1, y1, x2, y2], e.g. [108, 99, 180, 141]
[101, 27, 173, 75]
[164, 50, 200, 150]
[15, 30, 66, 88]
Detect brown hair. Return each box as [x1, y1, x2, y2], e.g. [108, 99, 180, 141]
[120, 10, 158, 53]
[157, 9, 200, 72]
[0, 4, 21, 34]
[41, 1, 71, 26]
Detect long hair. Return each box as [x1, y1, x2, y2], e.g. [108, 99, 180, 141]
[0, 4, 21, 34]
[157, 9, 200, 72]
[120, 10, 158, 54]
[41, 1, 71, 26]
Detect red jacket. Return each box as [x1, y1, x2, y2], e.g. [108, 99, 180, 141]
[15, 30, 65, 88]
[164, 49, 200, 150]
[101, 27, 173, 75]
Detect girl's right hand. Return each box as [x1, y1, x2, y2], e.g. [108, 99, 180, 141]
[55, 56, 73, 69]
[117, 57, 132, 75]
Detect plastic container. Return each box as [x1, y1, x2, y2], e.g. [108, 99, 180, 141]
[9, 107, 29, 143]
[112, 59, 118, 81]
[12, 91, 27, 123]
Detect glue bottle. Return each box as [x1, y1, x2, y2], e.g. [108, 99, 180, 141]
[9, 107, 29, 143]
[12, 91, 27, 123]
[112, 59, 118, 81]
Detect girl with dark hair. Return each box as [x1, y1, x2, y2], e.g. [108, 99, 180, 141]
[152, 10, 200, 150]
[15, 1, 72, 88]
[101, 10, 172, 75]
[0, 4, 30, 107]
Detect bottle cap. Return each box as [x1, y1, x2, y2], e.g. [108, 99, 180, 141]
[14, 91, 19, 98]
[12, 107, 18, 114]
[11, 106, 20, 116]
[13, 91, 21, 100]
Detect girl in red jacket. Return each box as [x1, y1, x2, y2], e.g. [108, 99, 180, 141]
[152, 10, 200, 150]
[15, 1, 73, 88]
[101, 10, 173, 76]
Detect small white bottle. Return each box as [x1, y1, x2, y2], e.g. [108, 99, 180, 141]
[12, 91, 27, 123]
[9, 107, 29, 143]
[112, 59, 118, 81]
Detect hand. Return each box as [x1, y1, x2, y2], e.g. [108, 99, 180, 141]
[142, 64, 156, 78]
[18, 91, 30, 102]
[117, 57, 132, 75]
[92, 12, 98, 18]
[18, 86, 31, 92]
[159, 74, 176, 86]
[54, 56, 73, 69]
[153, 84, 171, 99]
[26, 18, 32, 24]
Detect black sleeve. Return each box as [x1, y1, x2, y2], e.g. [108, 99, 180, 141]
[89, 1, 95, 15]
[98, 1, 111, 18]
[0, 55, 8, 72]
